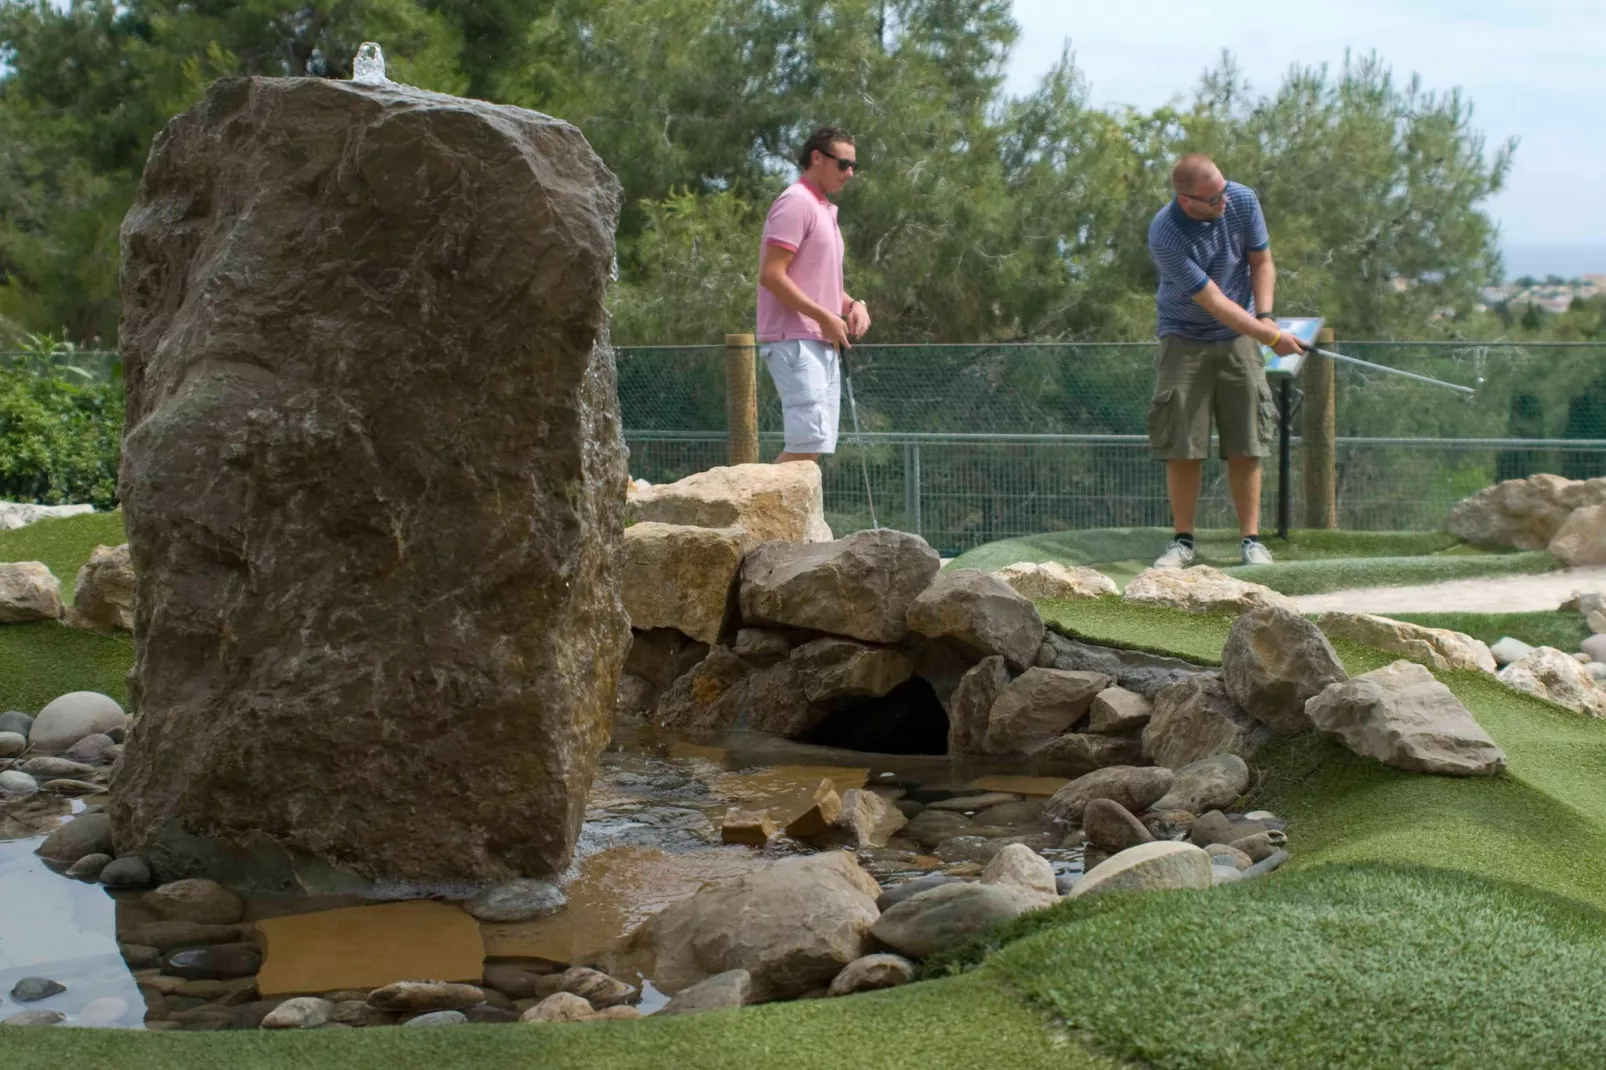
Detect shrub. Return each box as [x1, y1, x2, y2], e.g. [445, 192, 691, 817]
[0, 337, 123, 509]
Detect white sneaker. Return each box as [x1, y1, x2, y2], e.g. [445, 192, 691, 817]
[1153, 540, 1196, 569]
[1241, 540, 1275, 566]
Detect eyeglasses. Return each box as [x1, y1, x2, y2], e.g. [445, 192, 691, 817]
[1180, 184, 1227, 206]
[817, 149, 861, 173]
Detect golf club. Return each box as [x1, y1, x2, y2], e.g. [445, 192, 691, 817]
[1298, 340, 1478, 397]
[838, 344, 879, 529]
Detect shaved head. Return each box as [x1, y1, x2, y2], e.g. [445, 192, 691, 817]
[1171, 153, 1221, 193]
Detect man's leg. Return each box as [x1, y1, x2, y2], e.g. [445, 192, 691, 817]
[1226, 455, 1261, 537]
[1166, 459, 1204, 534]
[762, 340, 830, 463]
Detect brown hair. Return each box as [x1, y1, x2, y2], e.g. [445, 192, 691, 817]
[798, 126, 855, 172]
[1171, 153, 1219, 192]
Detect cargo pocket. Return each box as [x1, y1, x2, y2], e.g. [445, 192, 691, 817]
[1256, 382, 1278, 450]
[1147, 388, 1177, 453]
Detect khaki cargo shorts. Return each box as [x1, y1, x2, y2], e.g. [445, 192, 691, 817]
[1147, 334, 1277, 460]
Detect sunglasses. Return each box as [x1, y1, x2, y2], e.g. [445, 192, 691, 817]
[817, 149, 861, 173]
[1181, 185, 1227, 206]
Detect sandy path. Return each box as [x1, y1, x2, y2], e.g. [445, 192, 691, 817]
[1294, 565, 1606, 616]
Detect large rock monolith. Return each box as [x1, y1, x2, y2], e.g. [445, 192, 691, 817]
[110, 76, 628, 886]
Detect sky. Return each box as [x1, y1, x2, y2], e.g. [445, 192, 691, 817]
[1005, 0, 1606, 277]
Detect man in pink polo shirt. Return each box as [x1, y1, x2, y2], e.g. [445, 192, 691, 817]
[757, 125, 872, 462]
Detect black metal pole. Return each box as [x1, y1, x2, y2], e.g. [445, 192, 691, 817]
[1277, 376, 1292, 539]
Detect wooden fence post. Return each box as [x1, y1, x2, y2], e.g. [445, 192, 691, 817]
[724, 333, 759, 465]
[1302, 326, 1338, 528]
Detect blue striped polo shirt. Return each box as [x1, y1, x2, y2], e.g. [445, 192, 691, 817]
[1147, 180, 1270, 341]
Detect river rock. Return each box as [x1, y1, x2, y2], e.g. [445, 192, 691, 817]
[465, 879, 567, 923]
[721, 809, 779, 846]
[1307, 660, 1508, 775]
[1143, 675, 1267, 769]
[654, 646, 753, 735]
[367, 982, 487, 1014]
[1043, 766, 1175, 825]
[1497, 647, 1606, 717]
[993, 561, 1118, 601]
[1028, 732, 1144, 776]
[1122, 565, 1297, 617]
[555, 967, 636, 1009]
[28, 692, 127, 753]
[1222, 606, 1347, 736]
[1, 1009, 65, 1026]
[0, 731, 24, 757]
[1070, 841, 1213, 899]
[20, 756, 99, 778]
[625, 851, 881, 1002]
[1491, 637, 1536, 667]
[620, 523, 743, 644]
[61, 733, 117, 764]
[1551, 505, 1606, 567]
[1088, 687, 1153, 734]
[980, 843, 1059, 909]
[783, 780, 843, 839]
[870, 882, 1023, 959]
[66, 852, 114, 880]
[655, 969, 751, 1016]
[0, 710, 32, 738]
[0, 561, 63, 623]
[110, 76, 628, 886]
[626, 629, 710, 690]
[947, 655, 1009, 756]
[10, 977, 66, 1002]
[0, 501, 93, 530]
[983, 668, 1111, 754]
[1229, 830, 1287, 862]
[1081, 798, 1155, 853]
[628, 461, 833, 545]
[738, 529, 940, 644]
[101, 856, 154, 888]
[261, 996, 334, 1029]
[875, 873, 961, 911]
[164, 944, 262, 981]
[0, 769, 38, 796]
[828, 954, 917, 996]
[804, 788, 907, 849]
[520, 992, 593, 1023]
[1206, 843, 1254, 870]
[405, 1009, 469, 1026]
[119, 920, 241, 950]
[901, 808, 975, 848]
[65, 544, 136, 632]
[35, 811, 113, 863]
[145, 879, 246, 925]
[1152, 754, 1250, 813]
[1316, 612, 1496, 674]
[1446, 474, 1606, 550]
[907, 569, 1044, 670]
[790, 638, 913, 702]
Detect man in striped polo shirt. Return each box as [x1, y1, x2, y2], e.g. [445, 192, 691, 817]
[1146, 153, 1305, 569]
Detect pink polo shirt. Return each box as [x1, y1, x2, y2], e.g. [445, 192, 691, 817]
[756, 178, 844, 343]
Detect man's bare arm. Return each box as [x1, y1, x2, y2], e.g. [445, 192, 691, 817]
[1248, 248, 1275, 316]
[759, 244, 848, 346]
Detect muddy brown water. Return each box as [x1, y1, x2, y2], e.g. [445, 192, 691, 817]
[0, 726, 1079, 1029]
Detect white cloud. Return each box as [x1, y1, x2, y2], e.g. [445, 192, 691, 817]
[1005, 0, 1606, 246]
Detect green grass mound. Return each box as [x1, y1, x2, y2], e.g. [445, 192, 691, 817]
[1388, 610, 1589, 652]
[0, 970, 1122, 1070]
[0, 510, 126, 602]
[964, 865, 1606, 1070]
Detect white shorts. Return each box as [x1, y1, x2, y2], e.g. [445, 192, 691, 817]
[761, 338, 840, 455]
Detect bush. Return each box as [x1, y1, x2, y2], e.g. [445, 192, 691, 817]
[0, 344, 123, 509]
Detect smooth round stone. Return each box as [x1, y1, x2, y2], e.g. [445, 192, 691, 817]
[120, 943, 162, 969]
[0, 730, 25, 757]
[404, 1010, 469, 1027]
[2, 1009, 66, 1026]
[61, 733, 116, 764]
[164, 944, 263, 981]
[29, 692, 128, 753]
[35, 812, 114, 864]
[145, 878, 245, 924]
[66, 852, 114, 880]
[261, 997, 334, 1029]
[10, 977, 66, 1002]
[0, 710, 33, 738]
[80, 997, 130, 1025]
[101, 856, 154, 888]
[0, 769, 39, 795]
[463, 879, 567, 922]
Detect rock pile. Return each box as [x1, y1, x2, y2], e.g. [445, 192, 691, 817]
[1446, 473, 1606, 562]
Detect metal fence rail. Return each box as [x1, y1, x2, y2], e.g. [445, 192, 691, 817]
[618, 342, 1606, 555]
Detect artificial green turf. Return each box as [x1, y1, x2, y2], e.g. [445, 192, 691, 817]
[0, 620, 132, 712]
[0, 971, 1128, 1070]
[0, 510, 127, 602]
[1388, 610, 1590, 652]
[976, 865, 1606, 1070]
[1042, 596, 1231, 665]
[1230, 549, 1558, 596]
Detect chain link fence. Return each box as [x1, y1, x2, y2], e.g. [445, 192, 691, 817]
[618, 342, 1606, 556]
